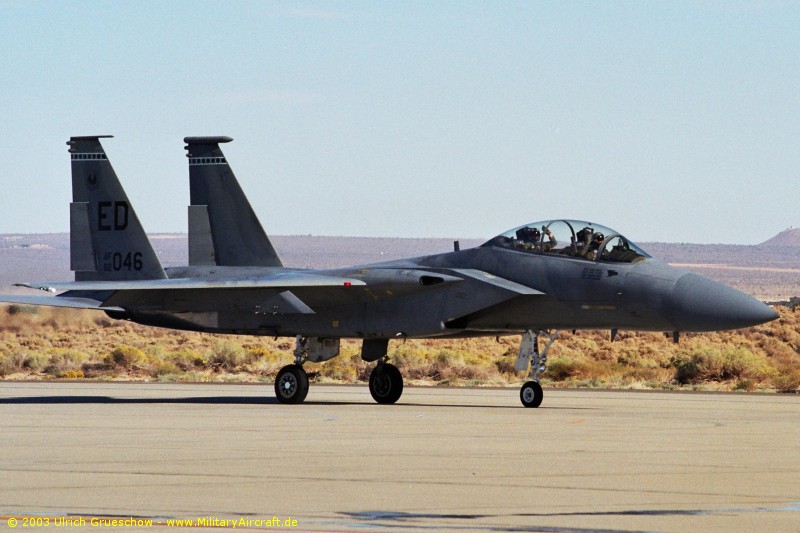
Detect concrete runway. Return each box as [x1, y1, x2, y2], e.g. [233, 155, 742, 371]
[1, 382, 799, 532]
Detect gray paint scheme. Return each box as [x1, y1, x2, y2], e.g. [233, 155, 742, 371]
[67, 136, 166, 281]
[185, 136, 282, 267]
[0, 136, 780, 406]
[187, 205, 215, 266]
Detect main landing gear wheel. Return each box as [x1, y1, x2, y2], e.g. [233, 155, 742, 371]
[520, 381, 543, 408]
[369, 363, 403, 404]
[275, 364, 309, 404]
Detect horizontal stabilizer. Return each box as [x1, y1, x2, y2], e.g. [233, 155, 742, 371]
[0, 294, 123, 311]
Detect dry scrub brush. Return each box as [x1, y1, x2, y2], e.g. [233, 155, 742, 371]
[0, 304, 798, 392]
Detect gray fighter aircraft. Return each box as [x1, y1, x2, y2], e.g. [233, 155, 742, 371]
[0, 136, 779, 407]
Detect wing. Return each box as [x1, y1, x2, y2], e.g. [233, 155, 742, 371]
[5, 268, 546, 324]
[16, 271, 367, 292]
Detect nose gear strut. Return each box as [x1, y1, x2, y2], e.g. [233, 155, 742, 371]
[515, 330, 558, 408]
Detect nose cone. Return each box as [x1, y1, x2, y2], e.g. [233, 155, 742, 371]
[668, 273, 779, 331]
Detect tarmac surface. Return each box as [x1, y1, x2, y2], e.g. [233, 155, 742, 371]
[1, 382, 799, 532]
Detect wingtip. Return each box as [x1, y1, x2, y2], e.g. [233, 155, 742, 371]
[15, 283, 57, 293]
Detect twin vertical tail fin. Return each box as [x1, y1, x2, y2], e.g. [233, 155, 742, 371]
[184, 136, 282, 267]
[68, 136, 166, 281]
[67, 135, 279, 281]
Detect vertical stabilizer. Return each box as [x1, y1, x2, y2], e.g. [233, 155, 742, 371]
[184, 136, 282, 267]
[68, 136, 166, 281]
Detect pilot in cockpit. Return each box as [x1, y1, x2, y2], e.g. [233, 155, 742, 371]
[576, 227, 604, 259]
[515, 226, 557, 252]
[586, 232, 605, 260]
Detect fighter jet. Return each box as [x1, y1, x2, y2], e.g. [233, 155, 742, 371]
[0, 136, 779, 407]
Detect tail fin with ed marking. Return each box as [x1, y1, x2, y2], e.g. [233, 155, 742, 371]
[67, 135, 166, 281]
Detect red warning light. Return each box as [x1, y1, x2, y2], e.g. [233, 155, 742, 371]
[344, 281, 352, 287]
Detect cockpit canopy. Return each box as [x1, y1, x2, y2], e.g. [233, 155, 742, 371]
[483, 219, 650, 263]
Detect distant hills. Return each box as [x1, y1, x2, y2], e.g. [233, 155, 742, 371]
[760, 227, 800, 247]
[1, 232, 798, 301]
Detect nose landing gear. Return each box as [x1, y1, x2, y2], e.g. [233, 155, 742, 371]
[520, 380, 543, 408]
[515, 330, 558, 408]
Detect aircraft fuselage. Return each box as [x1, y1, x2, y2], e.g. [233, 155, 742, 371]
[115, 245, 772, 340]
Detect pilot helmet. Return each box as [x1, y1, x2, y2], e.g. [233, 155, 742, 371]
[516, 226, 539, 241]
[593, 232, 605, 244]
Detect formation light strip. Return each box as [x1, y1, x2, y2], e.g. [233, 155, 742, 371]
[188, 157, 227, 166]
[71, 153, 107, 160]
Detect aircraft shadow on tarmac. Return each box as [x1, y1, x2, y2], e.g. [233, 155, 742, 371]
[0, 396, 275, 405]
[0, 395, 589, 409]
[339, 510, 711, 533]
[340, 504, 800, 532]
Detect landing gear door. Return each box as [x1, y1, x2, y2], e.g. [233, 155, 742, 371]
[303, 337, 340, 362]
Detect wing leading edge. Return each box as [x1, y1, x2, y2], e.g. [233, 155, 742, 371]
[16, 272, 367, 292]
[3, 268, 546, 318]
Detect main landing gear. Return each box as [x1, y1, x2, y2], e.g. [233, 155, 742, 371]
[274, 364, 309, 404]
[275, 336, 405, 405]
[275, 336, 339, 404]
[515, 330, 558, 408]
[361, 338, 403, 404]
[368, 361, 403, 404]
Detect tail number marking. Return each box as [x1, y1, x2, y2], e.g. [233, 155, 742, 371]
[103, 252, 143, 272]
[98, 201, 129, 231]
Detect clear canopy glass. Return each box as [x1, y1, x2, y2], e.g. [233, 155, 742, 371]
[483, 219, 650, 263]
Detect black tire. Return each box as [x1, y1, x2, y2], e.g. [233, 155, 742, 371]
[274, 364, 309, 404]
[520, 380, 543, 408]
[369, 363, 404, 404]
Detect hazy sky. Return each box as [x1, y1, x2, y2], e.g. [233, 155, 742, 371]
[2, 1, 797, 244]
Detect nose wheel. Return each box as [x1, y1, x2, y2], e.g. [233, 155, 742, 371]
[369, 362, 403, 404]
[515, 330, 558, 408]
[520, 381, 544, 408]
